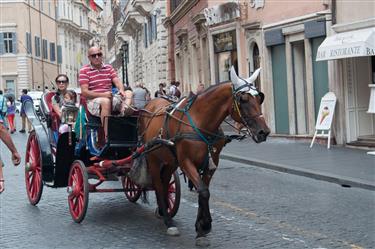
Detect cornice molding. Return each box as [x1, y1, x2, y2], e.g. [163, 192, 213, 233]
[169, 0, 199, 25]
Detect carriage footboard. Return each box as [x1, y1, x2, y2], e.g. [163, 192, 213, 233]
[96, 138, 175, 169]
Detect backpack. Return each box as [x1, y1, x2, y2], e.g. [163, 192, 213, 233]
[0, 95, 7, 115]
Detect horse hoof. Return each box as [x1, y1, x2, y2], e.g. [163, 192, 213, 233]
[195, 237, 210, 247]
[166, 227, 180, 236]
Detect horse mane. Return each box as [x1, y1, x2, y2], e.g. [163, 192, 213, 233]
[197, 82, 230, 96]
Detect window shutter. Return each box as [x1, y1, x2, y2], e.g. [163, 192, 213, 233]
[0, 33, 4, 55]
[144, 23, 148, 48]
[154, 15, 157, 40]
[12, 32, 17, 53]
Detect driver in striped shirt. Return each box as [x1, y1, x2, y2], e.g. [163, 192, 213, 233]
[79, 46, 133, 139]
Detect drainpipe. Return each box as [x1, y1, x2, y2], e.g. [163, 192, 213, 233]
[332, 0, 336, 25]
[28, 0, 35, 90]
[39, 0, 45, 91]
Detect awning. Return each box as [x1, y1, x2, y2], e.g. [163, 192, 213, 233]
[316, 27, 375, 61]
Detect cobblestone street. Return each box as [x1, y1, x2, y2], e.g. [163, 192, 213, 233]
[0, 131, 374, 249]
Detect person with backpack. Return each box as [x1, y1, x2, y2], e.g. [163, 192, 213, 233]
[0, 90, 9, 129]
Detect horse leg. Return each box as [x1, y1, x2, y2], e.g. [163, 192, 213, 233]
[150, 159, 179, 236]
[181, 160, 212, 241]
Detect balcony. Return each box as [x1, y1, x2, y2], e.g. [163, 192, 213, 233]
[131, 0, 153, 17]
[120, 10, 143, 36]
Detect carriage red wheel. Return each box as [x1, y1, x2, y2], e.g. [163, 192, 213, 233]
[25, 131, 43, 205]
[167, 171, 181, 218]
[68, 160, 89, 223]
[122, 175, 142, 202]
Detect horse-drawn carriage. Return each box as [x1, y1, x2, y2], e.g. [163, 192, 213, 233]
[24, 66, 269, 245]
[23, 90, 181, 223]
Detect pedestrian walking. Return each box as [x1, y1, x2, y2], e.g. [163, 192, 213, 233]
[19, 89, 33, 133]
[0, 119, 21, 193]
[0, 90, 9, 129]
[79, 46, 133, 139]
[154, 83, 166, 98]
[6, 96, 16, 133]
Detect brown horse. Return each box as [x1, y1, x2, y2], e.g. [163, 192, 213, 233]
[138, 67, 270, 245]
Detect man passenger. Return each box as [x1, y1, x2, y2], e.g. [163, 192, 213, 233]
[79, 46, 133, 139]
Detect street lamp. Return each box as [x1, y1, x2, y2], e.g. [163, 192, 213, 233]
[119, 41, 129, 87]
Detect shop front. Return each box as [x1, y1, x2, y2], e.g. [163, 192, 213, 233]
[317, 27, 375, 146]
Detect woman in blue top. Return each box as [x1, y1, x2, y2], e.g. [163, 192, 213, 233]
[20, 89, 33, 133]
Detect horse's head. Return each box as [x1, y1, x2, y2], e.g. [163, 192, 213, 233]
[229, 66, 270, 143]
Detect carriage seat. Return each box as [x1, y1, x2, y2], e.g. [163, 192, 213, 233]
[40, 92, 60, 131]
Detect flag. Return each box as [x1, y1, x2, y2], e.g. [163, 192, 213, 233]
[83, 0, 97, 11]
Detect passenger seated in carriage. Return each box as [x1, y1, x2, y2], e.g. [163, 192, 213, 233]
[79, 46, 133, 139]
[59, 90, 78, 134]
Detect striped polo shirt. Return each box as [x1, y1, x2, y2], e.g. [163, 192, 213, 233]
[79, 64, 117, 93]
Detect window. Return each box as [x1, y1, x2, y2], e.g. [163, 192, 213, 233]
[80, 8, 82, 26]
[35, 36, 41, 57]
[153, 15, 157, 40]
[42, 39, 48, 59]
[57, 45, 62, 64]
[148, 17, 153, 44]
[1, 32, 17, 54]
[144, 23, 148, 48]
[26, 32, 32, 54]
[50, 42, 55, 61]
[5, 80, 15, 94]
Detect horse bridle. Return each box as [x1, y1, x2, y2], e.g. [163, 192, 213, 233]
[232, 81, 264, 135]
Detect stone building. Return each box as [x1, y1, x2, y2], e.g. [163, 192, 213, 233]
[105, 0, 168, 96]
[0, 0, 60, 97]
[0, 0, 101, 97]
[57, 0, 102, 88]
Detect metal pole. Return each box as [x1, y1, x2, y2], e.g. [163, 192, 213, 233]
[125, 50, 129, 87]
[121, 49, 125, 85]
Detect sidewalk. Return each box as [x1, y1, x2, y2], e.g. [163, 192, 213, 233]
[220, 136, 375, 191]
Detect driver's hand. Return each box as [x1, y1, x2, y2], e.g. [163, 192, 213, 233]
[12, 152, 21, 166]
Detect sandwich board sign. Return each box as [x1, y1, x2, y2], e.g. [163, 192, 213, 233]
[310, 92, 336, 149]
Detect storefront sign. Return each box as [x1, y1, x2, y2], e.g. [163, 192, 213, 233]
[204, 2, 240, 26]
[310, 92, 337, 149]
[316, 27, 375, 61]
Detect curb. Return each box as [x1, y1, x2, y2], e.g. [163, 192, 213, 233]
[220, 153, 375, 191]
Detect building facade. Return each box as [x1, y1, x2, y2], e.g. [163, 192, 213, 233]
[0, 0, 101, 97]
[0, 0, 60, 97]
[56, 0, 101, 88]
[105, 0, 168, 96]
[317, 1, 375, 146]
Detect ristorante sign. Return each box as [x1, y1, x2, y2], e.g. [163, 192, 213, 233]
[316, 28, 375, 61]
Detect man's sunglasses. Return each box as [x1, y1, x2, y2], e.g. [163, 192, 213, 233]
[56, 80, 68, 84]
[90, 53, 103, 58]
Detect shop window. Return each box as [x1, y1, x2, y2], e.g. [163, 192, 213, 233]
[213, 30, 238, 83]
